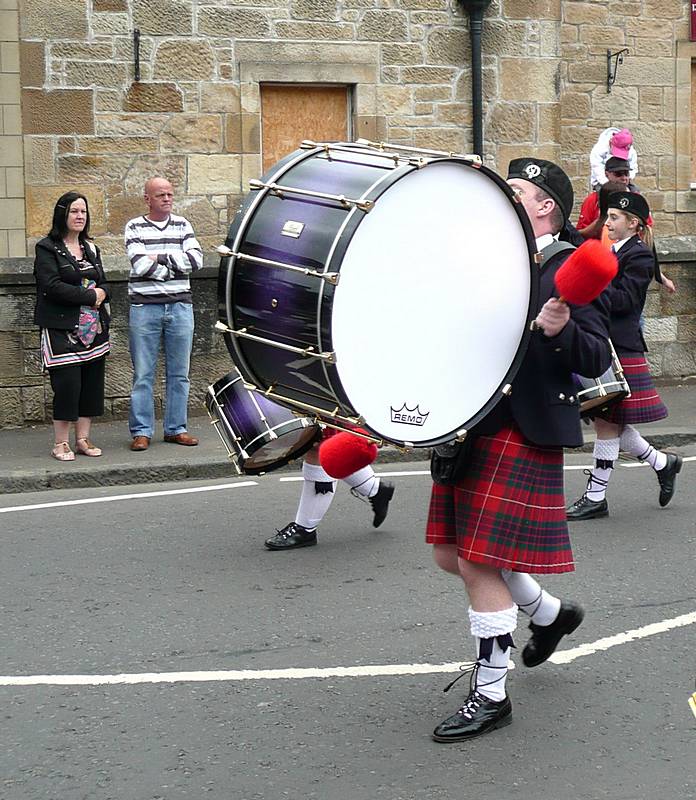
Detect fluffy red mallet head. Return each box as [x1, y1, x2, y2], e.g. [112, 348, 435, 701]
[319, 431, 378, 479]
[554, 240, 618, 305]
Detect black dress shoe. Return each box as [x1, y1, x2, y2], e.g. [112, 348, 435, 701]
[522, 601, 584, 667]
[656, 453, 683, 507]
[432, 690, 512, 743]
[566, 494, 609, 520]
[369, 481, 394, 528]
[264, 522, 317, 551]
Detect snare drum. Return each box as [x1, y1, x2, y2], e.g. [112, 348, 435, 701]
[205, 371, 321, 475]
[574, 340, 630, 417]
[218, 141, 538, 446]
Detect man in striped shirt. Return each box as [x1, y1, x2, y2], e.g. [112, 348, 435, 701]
[124, 177, 203, 451]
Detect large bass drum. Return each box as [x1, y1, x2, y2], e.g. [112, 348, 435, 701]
[218, 141, 538, 447]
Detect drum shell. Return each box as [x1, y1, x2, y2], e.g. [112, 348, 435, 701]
[219, 147, 407, 418]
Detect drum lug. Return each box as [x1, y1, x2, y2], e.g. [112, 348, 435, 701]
[455, 429, 468, 443]
[214, 321, 336, 364]
[501, 384, 512, 396]
[248, 178, 374, 213]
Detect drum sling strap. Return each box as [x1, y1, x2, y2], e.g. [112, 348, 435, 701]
[539, 239, 575, 264]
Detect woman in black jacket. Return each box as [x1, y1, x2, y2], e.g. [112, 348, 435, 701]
[34, 192, 110, 461]
[567, 192, 681, 520]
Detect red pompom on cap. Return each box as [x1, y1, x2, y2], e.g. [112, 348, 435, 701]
[554, 240, 618, 306]
[319, 431, 378, 479]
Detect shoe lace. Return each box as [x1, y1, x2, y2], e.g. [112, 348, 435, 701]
[456, 690, 485, 720]
[275, 524, 299, 539]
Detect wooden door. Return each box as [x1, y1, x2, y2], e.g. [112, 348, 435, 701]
[260, 84, 350, 172]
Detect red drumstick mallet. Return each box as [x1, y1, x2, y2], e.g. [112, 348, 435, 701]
[319, 431, 378, 479]
[554, 239, 618, 304]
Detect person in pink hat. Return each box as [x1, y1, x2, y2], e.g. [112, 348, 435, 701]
[590, 127, 638, 190]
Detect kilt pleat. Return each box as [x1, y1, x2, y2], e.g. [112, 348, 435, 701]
[425, 426, 574, 574]
[600, 355, 667, 425]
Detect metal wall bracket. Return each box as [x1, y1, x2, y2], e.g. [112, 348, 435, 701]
[607, 48, 629, 93]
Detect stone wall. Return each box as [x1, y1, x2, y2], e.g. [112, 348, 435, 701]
[12, 1, 696, 249]
[0, 255, 233, 428]
[0, 0, 26, 258]
[1, 239, 694, 428]
[2, 0, 695, 427]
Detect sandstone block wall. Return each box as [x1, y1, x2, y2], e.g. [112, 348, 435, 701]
[1, 0, 694, 426]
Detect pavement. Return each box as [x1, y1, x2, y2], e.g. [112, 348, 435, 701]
[1, 382, 694, 495]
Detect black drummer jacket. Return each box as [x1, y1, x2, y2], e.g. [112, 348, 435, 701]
[33, 236, 110, 331]
[474, 247, 612, 449]
[605, 234, 654, 355]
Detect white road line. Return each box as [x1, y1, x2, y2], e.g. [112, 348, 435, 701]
[0, 481, 257, 514]
[549, 609, 696, 664]
[1, 456, 692, 514]
[1, 610, 693, 688]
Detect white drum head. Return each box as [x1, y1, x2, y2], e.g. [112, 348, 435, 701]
[331, 160, 533, 445]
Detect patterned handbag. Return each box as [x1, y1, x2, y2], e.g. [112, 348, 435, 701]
[77, 279, 100, 346]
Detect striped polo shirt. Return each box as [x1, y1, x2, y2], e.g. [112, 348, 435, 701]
[124, 213, 203, 304]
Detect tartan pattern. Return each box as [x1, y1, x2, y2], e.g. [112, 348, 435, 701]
[426, 426, 574, 574]
[600, 356, 667, 425]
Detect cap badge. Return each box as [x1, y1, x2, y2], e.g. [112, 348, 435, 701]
[619, 197, 629, 209]
[524, 163, 541, 179]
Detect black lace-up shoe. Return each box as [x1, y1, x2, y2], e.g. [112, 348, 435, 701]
[369, 481, 394, 528]
[656, 453, 683, 507]
[522, 601, 584, 668]
[264, 522, 317, 551]
[566, 494, 609, 521]
[432, 690, 512, 743]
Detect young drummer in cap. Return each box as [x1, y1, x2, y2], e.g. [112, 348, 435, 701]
[426, 158, 612, 742]
[566, 192, 682, 521]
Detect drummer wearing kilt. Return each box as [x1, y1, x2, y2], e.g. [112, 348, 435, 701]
[427, 159, 612, 742]
[566, 193, 682, 521]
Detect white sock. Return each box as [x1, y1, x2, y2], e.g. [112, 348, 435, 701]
[468, 606, 517, 702]
[342, 465, 380, 498]
[620, 425, 667, 471]
[501, 570, 561, 626]
[295, 462, 337, 530]
[587, 438, 620, 500]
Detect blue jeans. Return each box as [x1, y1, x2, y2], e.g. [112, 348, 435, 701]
[128, 302, 194, 438]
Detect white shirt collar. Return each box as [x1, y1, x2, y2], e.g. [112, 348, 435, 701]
[535, 233, 558, 251]
[612, 236, 631, 252]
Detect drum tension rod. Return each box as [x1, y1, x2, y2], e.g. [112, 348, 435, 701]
[216, 246, 340, 286]
[214, 321, 336, 364]
[248, 179, 374, 213]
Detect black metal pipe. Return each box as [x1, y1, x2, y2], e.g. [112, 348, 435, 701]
[458, 1, 492, 157]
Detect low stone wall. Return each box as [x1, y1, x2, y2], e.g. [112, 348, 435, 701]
[0, 254, 234, 429]
[1, 238, 694, 428]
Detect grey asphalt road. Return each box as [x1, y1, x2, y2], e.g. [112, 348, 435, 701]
[0, 452, 694, 800]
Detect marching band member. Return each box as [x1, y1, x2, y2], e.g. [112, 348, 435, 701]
[264, 437, 394, 551]
[427, 159, 612, 742]
[566, 192, 682, 521]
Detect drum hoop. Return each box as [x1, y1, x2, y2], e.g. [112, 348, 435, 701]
[243, 417, 318, 456]
[222, 145, 326, 393]
[321, 156, 540, 446]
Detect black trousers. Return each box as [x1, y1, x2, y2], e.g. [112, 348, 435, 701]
[49, 357, 106, 421]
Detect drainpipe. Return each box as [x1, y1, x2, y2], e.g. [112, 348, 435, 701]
[457, 0, 492, 157]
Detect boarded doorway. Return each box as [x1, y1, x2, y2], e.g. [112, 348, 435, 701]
[260, 84, 351, 172]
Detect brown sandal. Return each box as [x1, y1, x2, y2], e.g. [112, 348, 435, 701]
[51, 441, 75, 461]
[75, 437, 102, 457]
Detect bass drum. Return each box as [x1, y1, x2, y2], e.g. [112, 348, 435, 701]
[218, 141, 538, 447]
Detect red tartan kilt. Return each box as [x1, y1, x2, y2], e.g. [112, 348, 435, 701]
[426, 426, 574, 574]
[599, 355, 667, 425]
